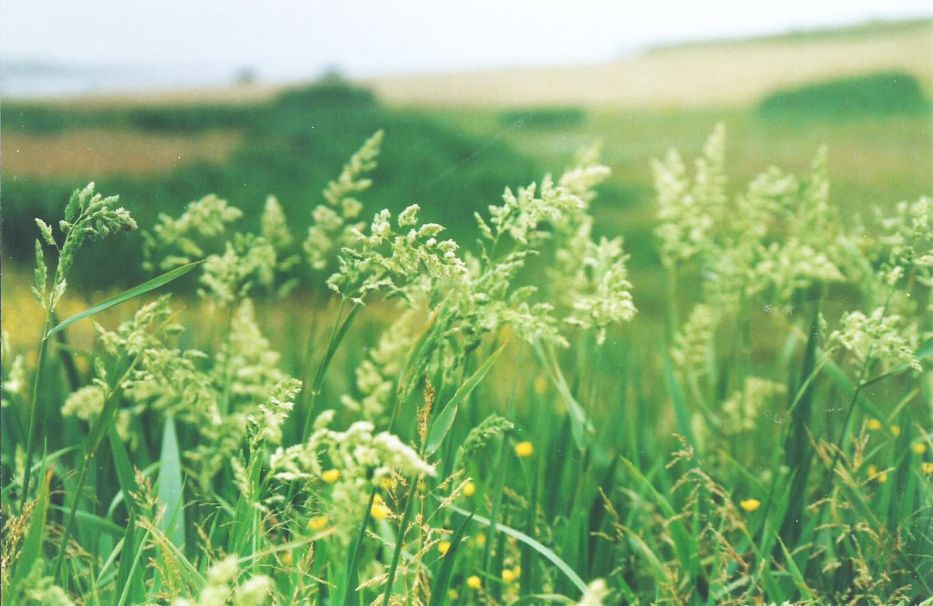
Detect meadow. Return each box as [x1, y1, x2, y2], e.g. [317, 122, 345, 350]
[1, 20, 932, 606]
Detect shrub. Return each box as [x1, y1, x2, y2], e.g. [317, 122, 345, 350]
[757, 71, 928, 119]
[499, 107, 587, 128]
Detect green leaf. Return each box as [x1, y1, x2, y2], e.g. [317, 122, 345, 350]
[428, 511, 474, 606]
[115, 520, 148, 606]
[109, 427, 142, 516]
[776, 536, 814, 601]
[533, 341, 593, 450]
[617, 456, 696, 578]
[157, 416, 185, 549]
[661, 352, 696, 447]
[10, 465, 52, 590]
[447, 503, 588, 595]
[426, 343, 507, 456]
[46, 259, 204, 338]
[49, 506, 125, 537]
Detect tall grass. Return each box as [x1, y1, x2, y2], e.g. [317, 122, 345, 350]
[1, 125, 930, 605]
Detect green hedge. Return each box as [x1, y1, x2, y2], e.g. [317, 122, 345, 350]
[757, 71, 928, 119]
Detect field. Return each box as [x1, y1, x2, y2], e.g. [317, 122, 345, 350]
[1, 18, 932, 606]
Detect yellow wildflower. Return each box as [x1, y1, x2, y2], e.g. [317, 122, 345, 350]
[739, 499, 761, 513]
[463, 481, 476, 497]
[890, 425, 901, 437]
[447, 589, 459, 600]
[866, 419, 882, 431]
[911, 442, 927, 455]
[502, 568, 516, 583]
[466, 575, 482, 590]
[371, 495, 390, 520]
[281, 551, 293, 566]
[473, 534, 487, 547]
[308, 515, 329, 531]
[866, 464, 888, 483]
[923, 462, 933, 475]
[515, 441, 534, 458]
[438, 540, 451, 555]
[322, 469, 340, 483]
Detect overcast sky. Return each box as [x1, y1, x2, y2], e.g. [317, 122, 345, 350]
[2, 0, 930, 81]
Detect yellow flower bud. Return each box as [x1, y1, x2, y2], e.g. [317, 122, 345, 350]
[466, 575, 482, 590]
[371, 498, 390, 520]
[514, 441, 534, 458]
[463, 481, 476, 497]
[308, 515, 329, 531]
[739, 499, 761, 513]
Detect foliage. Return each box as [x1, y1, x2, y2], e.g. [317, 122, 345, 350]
[1, 78, 540, 290]
[757, 71, 929, 119]
[1, 126, 930, 605]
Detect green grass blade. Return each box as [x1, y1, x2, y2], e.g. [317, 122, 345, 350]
[662, 352, 696, 447]
[426, 343, 507, 456]
[157, 416, 185, 549]
[46, 260, 204, 338]
[447, 503, 588, 595]
[428, 511, 474, 606]
[342, 487, 378, 605]
[108, 427, 141, 516]
[49, 506, 124, 537]
[533, 341, 593, 450]
[10, 465, 52, 592]
[116, 523, 152, 606]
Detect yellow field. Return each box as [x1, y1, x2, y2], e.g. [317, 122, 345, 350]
[2, 128, 239, 179]
[365, 23, 933, 108]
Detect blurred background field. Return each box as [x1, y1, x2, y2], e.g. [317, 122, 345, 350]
[2, 7, 932, 603]
[3, 17, 932, 330]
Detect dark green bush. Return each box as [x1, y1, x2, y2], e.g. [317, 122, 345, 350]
[757, 71, 928, 119]
[499, 107, 586, 128]
[2, 79, 540, 289]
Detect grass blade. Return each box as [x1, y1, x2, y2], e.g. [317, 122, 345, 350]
[157, 416, 185, 549]
[426, 342, 507, 456]
[447, 503, 588, 595]
[46, 260, 204, 338]
[10, 465, 52, 594]
[428, 512, 474, 606]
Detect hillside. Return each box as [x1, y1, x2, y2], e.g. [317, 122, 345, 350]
[364, 19, 933, 108]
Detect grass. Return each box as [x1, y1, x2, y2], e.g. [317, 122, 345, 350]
[1, 77, 540, 290]
[1, 25, 931, 602]
[0, 116, 930, 604]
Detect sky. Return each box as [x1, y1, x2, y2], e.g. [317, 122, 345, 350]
[2, 0, 930, 82]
